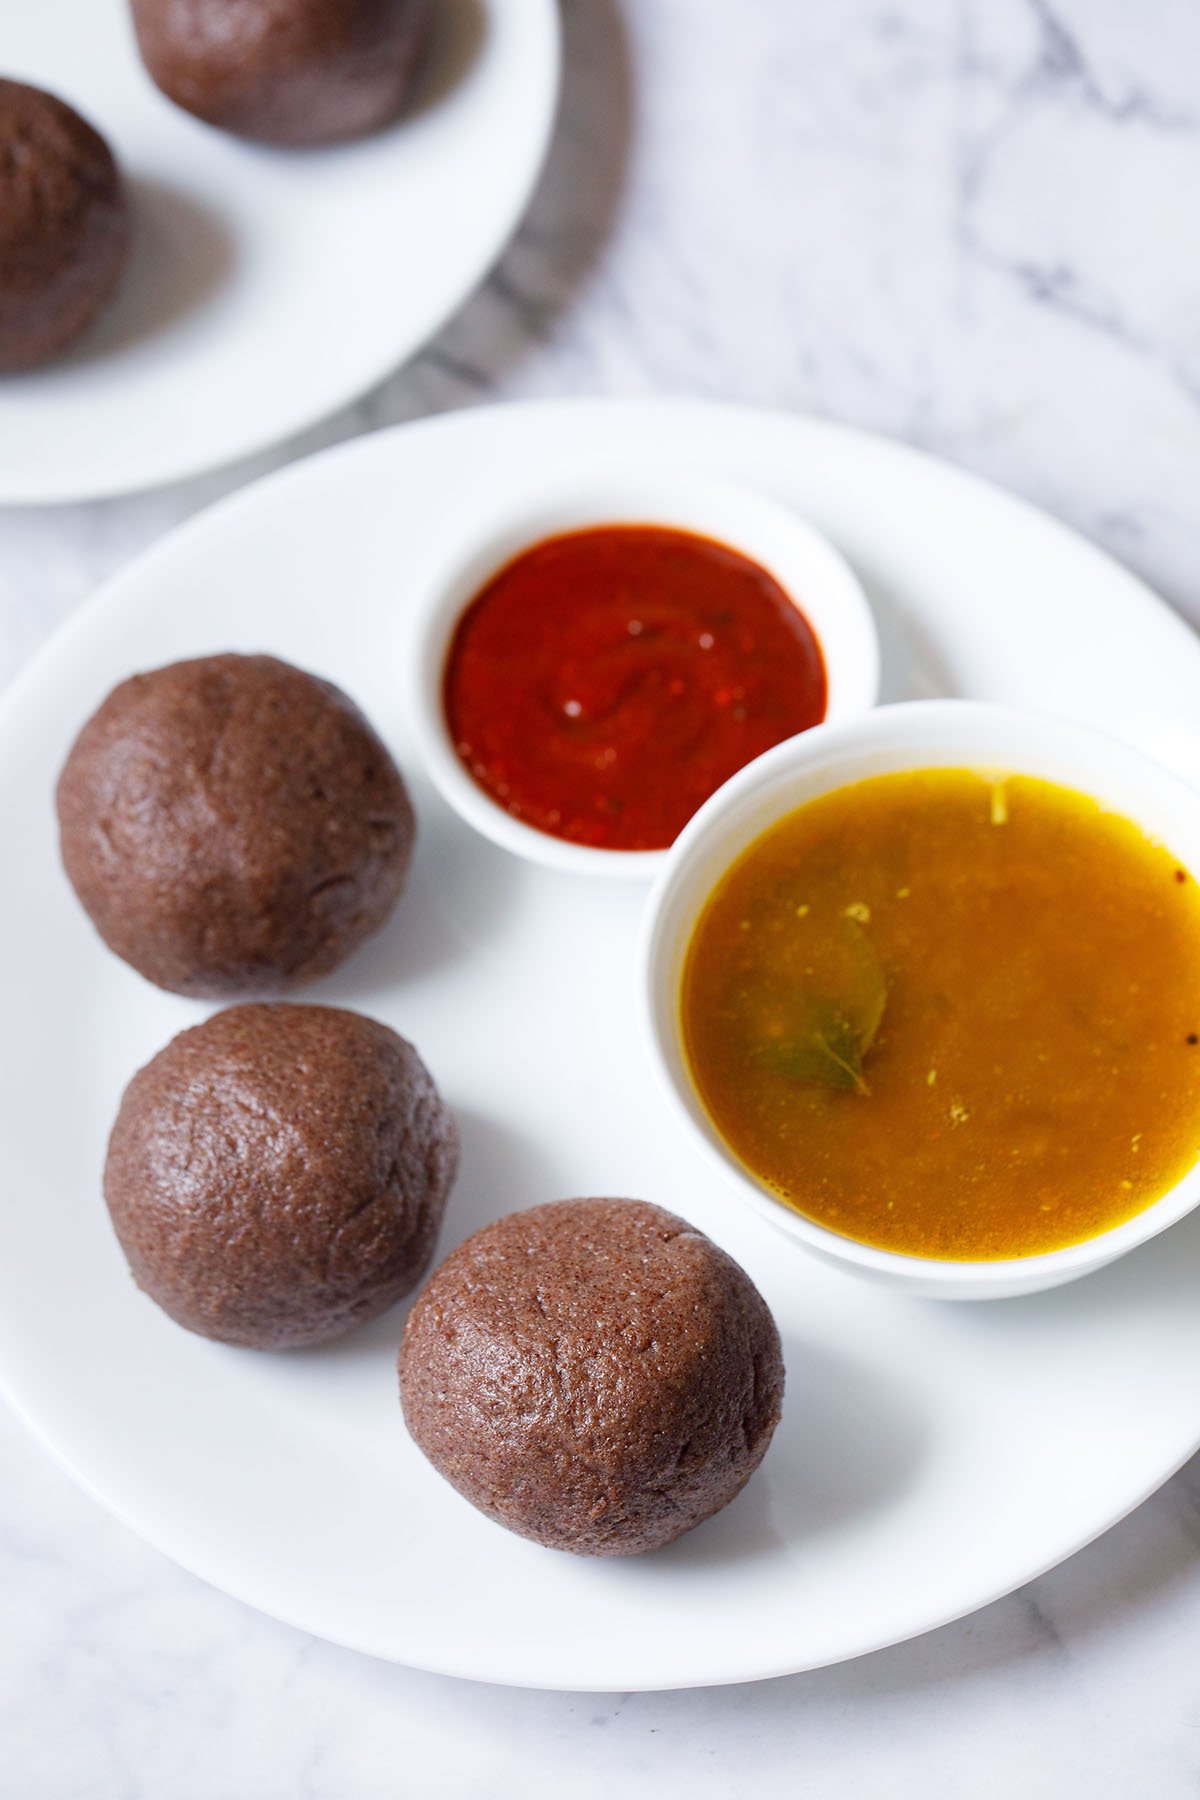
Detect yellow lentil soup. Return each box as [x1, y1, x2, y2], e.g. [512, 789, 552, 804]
[680, 769, 1200, 1260]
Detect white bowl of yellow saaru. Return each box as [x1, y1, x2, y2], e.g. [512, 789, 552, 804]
[642, 700, 1200, 1299]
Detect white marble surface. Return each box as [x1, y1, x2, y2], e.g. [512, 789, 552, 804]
[6, 0, 1200, 1792]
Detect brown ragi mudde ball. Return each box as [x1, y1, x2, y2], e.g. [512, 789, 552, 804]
[0, 78, 130, 371]
[130, 0, 432, 146]
[399, 1199, 785, 1556]
[105, 1003, 459, 1349]
[56, 652, 414, 998]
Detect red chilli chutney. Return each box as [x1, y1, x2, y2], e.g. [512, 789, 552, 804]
[442, 525, 827, 851]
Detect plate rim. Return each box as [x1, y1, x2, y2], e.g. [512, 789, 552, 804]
[6, 1360, 1195, 1693]
[9, 388, 1200, 652]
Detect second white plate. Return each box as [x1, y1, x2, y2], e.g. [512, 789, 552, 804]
[0, 0, 559, 503]
[3, 400, 1200, 1689]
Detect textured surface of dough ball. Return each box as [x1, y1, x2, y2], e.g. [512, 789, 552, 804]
[130, 0, 431, 145]
[57, 652, 414, 997]
[399, 1198, 784, 1556]
[0, 78, 130, 371]
[105, 1003, 459, 1349]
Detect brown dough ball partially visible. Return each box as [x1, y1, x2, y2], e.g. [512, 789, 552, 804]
[130, 0, 432, 146]
[399, 1198, 785, 1556]
[105, 1003, 459, 1349]
[56, 653, 414, 998]
[0, 78, 130, 371]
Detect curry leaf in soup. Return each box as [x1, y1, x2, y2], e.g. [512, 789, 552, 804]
[757, 918, 887, 1095]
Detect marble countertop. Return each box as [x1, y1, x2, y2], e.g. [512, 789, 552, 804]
[7, 1, 1200, 1792]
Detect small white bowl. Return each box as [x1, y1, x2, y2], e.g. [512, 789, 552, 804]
[406, 471, 879, 878]
[642, 699, 1200, 1300]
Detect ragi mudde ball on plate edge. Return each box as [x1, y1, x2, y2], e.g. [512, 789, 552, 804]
[104, 1003, 460, 1350]
[129, 0, 433, 146]
[0, 78, 130, 371]
[56, 652, 414, 997]
[399, 1198, 785, 1555]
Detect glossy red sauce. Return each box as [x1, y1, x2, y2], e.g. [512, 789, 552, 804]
[442, 524, 828, 851]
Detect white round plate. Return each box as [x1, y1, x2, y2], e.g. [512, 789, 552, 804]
[0, 0, 559, 504]
[3, 400, 1200, 1692]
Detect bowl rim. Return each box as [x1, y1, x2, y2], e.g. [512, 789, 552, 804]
[404, 467, 881, 880]
[640, 697, 1200, 1291]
